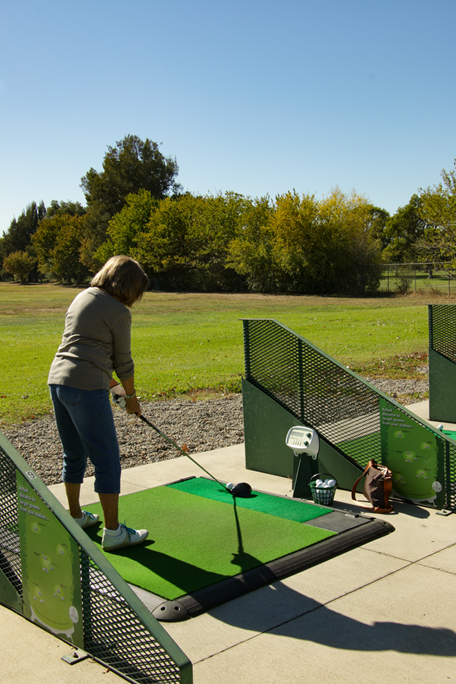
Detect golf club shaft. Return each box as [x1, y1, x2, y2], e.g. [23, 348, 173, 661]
[139, 415, 227, 489]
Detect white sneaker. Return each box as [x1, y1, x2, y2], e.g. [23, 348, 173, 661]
[74, 511, 100, 529]
[102, 523, 149, 552]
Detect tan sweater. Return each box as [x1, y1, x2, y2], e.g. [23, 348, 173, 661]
[48, 288, 134, 391]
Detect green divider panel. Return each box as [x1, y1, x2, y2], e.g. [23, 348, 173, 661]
[429, 348, 456, 422]
[243, 378, 364, 498]
[243, 377, 297, 478]
[0, 566, 21, 613]
[316, 439, 366, 492]
[242, 318, 456, 511]
[0, 430, 192, 684]
[429, 304, 456, 422]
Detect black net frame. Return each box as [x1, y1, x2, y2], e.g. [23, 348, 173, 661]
[243, 318, 456, 511]
[429, 304, 456, 361]
[0, 436, 192, 684]
[0, 445, 22, 595]
[428, 304, 456, 509]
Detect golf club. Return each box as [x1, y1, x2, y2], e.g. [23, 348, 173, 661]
[139, 414, 252, 498]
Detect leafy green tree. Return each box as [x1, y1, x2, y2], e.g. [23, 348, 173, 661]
[33, 214, 89, 283]
[271, 190, 319, 289]
[417, 159, 456, 267]
[95, 189, 157, 264]
[345, 206, 384, 293]
[180, 192, 249, 290]
[226, 196, 279, 291]
[50, 215, 90, 284]
[0, 201, 46, 280]
[382, 195, 426, 264]
[192, 192, 248, 263]
[319, 190, 384, 293]
[1, 201, 46, 255]
[270, 188, 382, 294]
[92, 186, 383, 294]
[3, 251, 37, 284]
[132, 193, 207, 289]
[132, 192, 248, 291]
[46, 200, 86, 219]
[365, 206, 390, 250]
[80, 135, 180, 270]
[32, 215, 64, 274]
[81, 135, 180, 214]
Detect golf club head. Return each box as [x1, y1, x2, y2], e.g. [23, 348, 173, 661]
[231, 482, 252, 498]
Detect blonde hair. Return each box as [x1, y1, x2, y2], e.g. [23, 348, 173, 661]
[91, 255, 149, 307]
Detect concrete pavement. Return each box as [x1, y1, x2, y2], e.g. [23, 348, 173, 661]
[1, 400, 456, 683]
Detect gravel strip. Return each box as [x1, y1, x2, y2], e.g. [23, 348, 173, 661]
[2, 396, 244, 487]
[1, 377, 428, 488]
[363, 377, 429, 401]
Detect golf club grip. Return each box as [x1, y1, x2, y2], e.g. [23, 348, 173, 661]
[139, 415, 225, 487]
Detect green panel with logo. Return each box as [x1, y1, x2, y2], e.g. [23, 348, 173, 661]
[380, 399, 445, 506]
[17, 471, 84, 647]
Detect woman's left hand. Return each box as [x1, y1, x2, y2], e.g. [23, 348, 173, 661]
[125, 394, 141, 417]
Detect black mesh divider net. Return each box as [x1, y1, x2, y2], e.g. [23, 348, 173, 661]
[80, 553, 183, 683]
[244, 317, 303, 417]
[243, 318, 456, 507]
[429, 304, 456, 361]
[243, 319, 382, 469]
[0, 444, 22, 594]
[428, 304, 456, 509]
[0, 436, 191, 684]
[448, 442, 456, 511]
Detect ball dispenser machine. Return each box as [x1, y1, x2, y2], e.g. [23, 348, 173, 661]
[285, 426, 320, 498]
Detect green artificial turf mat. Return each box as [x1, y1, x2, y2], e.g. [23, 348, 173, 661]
[443, 430, 456, 441]
[167, 477, 332, 521]
[84, 486, 335, 601]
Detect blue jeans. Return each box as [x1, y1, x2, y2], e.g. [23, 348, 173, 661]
[49, 385, 121, 494]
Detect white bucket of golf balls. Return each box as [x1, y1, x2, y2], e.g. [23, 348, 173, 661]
[309, 473, 338, 506]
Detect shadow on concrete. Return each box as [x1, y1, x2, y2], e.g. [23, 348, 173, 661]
[208, 501, 455, 656]
[331, 498, 431, 519]
[210, 580, 456, 657]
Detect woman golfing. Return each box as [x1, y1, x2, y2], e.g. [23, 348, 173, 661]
[48, 255, 149, 552]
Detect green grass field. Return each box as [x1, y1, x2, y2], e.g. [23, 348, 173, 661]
[1, 281, 451, 424]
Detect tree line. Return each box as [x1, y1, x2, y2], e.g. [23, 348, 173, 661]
[1, 134, 455, 295]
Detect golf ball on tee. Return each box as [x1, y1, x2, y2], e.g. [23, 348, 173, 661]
[438, 425, 444, 431]
[226, 483, 234, 491]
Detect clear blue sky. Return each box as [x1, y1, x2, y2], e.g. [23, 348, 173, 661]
[1, 0, 455, 235]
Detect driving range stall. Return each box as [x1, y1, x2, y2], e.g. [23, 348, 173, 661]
[0, 432, 192, 684]
[429, 303, 456, 423]
[76, 474, 393, 622]
[242, 318, 456, 512]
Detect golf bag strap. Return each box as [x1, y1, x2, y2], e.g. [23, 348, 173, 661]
[351, 464, 369, 507]
[351, 462, 394, 514]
